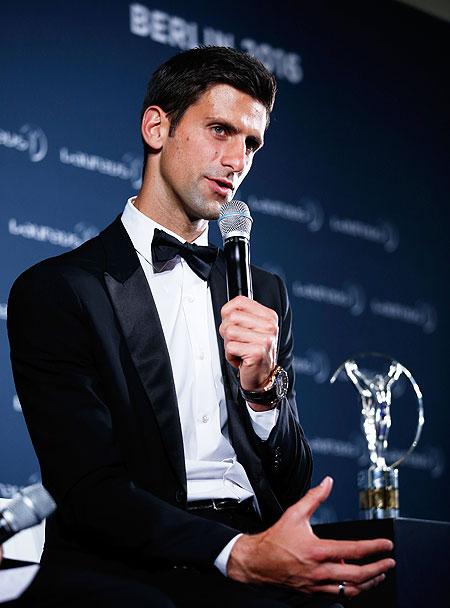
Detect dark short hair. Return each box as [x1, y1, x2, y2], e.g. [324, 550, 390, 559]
[140, 46, 277, 161]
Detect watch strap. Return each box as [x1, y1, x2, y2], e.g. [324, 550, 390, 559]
[239, 365, 289, 408]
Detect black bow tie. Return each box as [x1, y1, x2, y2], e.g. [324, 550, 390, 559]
[151, 228, 218, 281]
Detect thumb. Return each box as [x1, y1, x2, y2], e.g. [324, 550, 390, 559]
[295, 476, 334, 520]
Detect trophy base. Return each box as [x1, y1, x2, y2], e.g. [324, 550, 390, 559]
[358, 467, 399, 520]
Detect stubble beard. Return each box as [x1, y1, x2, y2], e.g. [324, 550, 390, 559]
[185, 189, 226, 222]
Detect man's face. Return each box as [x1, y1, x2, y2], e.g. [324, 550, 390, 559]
[158, 84, 267, 222]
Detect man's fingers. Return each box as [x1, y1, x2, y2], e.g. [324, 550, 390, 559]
[304, 583, 359, 598]
[224, 340, 272, 362]
[222, 295, 278, 322]
[293, 477, 334, 520]
[317, 558, 395, 585]
[305, 574, 386, 599]
[222, 325, 276, 347]
[354, 573, 387, 592]
[220, 311, 277, 335]
[321, 537, 394, 561]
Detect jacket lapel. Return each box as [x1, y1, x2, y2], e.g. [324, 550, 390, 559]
[209, 253, 240, 403]
[100, 216, 186, 491]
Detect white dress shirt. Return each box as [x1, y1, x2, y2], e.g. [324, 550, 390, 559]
[121, 197, 278, 573]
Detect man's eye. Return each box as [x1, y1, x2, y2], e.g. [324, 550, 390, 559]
[212, 126, 226, 135]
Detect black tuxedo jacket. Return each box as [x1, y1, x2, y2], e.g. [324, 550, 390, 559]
[7, 215, 312, 572]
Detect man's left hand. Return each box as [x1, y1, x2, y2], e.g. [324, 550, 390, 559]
[220, 296, 279, 409]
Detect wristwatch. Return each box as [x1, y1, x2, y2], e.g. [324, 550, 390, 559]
[239, 365, 289, 409]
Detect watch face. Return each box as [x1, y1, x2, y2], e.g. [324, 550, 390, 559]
[239, 367, 288, 406]
[275, 368, 289, 399]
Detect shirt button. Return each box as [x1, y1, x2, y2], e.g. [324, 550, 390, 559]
[198, 351, 205, 360]
[202, 415, 209, 424]
[185, 295, 195, 303]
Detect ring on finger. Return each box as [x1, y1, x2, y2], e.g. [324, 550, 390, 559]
[338, 581, 346, 598]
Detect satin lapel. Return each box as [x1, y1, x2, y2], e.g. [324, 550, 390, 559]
[101, 217, 186, 490]
[209, 256, 255, 452]
[209, 254, 240, 404]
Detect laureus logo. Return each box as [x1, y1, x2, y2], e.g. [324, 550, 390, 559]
[247, 195, 324, 232]
[59, 148, 142, 190]
[345, 283, 366, 316]
[370, 298, 437, 334]
[0, 124, 48, 162]
[8, 218, 99, 249]
[379, 221, 399, 253]
[293, 349, 330, 384]
[417, 302, 438, 334]
[301, 198, 324, 233]
[292, 280, 366, 316]
[123, 153, 143, 190]
[329, 215, 399, 253]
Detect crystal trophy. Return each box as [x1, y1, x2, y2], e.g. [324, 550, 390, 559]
[330, 353, 424, 519]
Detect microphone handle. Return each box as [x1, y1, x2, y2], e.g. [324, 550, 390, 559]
[224, 236, 253, 300]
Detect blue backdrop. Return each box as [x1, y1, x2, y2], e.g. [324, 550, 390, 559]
[1, 0, 449, 524]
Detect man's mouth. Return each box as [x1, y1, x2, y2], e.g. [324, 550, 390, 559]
[206, 177, 234, 197]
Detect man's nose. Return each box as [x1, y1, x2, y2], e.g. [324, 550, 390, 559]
[221, 139, 247, 173]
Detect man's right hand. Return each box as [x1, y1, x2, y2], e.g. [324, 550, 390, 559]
[227, 477, 395, 599]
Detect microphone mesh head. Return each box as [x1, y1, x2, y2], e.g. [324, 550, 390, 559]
[218, 200, 253, 242]
[4, 484, 56, 532]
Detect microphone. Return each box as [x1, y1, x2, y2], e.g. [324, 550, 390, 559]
[218, 200, 254, 300]
[0, 484, 56, 545]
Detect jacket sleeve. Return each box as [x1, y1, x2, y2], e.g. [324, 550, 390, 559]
[241, 273, 313, 510]
[7, 263, 237, 569]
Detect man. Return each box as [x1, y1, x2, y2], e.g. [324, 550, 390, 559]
[7, 47, 394, 607]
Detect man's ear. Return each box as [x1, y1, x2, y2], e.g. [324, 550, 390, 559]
[141, 105, 170, 152]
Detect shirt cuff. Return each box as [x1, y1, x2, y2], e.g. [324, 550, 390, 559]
[214, 534, 243, 576]
[246, 403, 280, 440]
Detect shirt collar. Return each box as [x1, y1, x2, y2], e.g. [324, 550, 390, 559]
[121, 196, 210, 264]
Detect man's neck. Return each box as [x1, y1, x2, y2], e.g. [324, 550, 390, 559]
[133, 185, 207, 244]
